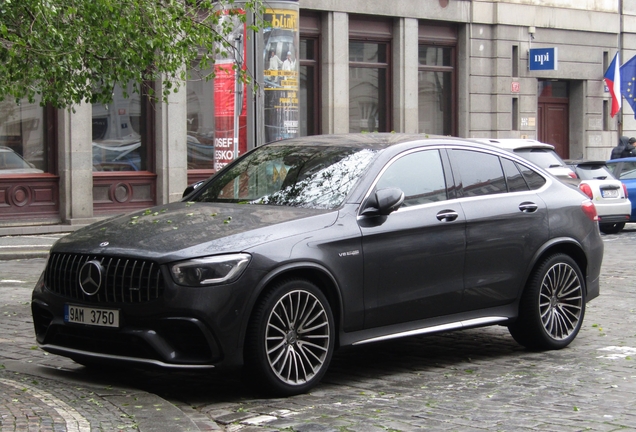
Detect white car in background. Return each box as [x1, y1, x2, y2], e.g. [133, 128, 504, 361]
[475, 138, 578, 181]
[566, 160, 631, 234]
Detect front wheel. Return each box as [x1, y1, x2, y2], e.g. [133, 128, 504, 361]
[245, 279, 335, 396]
[508, 253, 585, 350]
[599, 222, 625, 234]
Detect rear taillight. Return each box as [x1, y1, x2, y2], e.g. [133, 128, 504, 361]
[578, 183, 593, 199]
[623, 183, 628, 198]
[581, 200, 598, 222]
[568, 171, 578, 179]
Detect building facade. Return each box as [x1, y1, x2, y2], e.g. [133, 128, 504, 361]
[1, 0, 634, 234]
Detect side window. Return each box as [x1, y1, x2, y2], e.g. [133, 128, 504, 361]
[518, 163, 547, 190]
[452, 150, 506, 197]
[501, 158, 529, 192]
[618, 162, 636, 180]
[376, 150, 447, 207]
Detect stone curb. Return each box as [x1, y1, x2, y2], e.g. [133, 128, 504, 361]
[1, 360, 203, 431]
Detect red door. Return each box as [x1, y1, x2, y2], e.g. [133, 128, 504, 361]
[537, 81, 569, 159]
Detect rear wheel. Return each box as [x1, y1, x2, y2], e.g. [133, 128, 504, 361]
[508, 253, 585, 350]
[599, 222, 625, 234]
[245, 279, 335, 396]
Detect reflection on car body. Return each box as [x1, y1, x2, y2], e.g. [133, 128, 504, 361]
[32, 134, 604, 396]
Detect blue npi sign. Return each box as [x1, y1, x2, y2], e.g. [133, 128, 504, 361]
[529, 47, 558, 71]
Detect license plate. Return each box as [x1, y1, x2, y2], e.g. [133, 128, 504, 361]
[601, 189, 619, 198]
[64, 304, 119, 328]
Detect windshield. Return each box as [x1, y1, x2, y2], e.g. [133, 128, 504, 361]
[514, 148, 565, 169]
[193, 144, 378, 209]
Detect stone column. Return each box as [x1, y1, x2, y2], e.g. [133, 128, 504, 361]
[154, 75, 188, 204]
[393, 17, 419, 133]
[57, 103, 96, 225]
[321, 11, 349, 134]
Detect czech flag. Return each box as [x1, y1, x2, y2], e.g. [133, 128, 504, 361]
[604, 52, 622, 118]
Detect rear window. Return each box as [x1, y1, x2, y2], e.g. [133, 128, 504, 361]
[514, 148, 565, 169]
[574, 165, 616, 181]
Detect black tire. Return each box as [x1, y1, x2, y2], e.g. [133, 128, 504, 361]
[508, 253, 585, 350]
[245, 279, 335, 396]
[599, 222, 625, 234]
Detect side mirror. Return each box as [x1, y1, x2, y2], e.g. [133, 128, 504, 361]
[182, 180, 205, 198]
[361, 187, 405, 216]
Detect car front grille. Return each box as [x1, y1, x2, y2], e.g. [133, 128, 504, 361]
[45, 253, 164, 304]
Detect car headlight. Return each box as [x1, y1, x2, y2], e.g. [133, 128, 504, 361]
[170, 253, 251, 286]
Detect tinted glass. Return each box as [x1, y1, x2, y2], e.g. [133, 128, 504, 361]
[376, 150, 447, 206]
[501, 158, 529, 192]
[453, 150, 506, 197]
[518, 163, 546, 189]
[194, 145, 377, 209]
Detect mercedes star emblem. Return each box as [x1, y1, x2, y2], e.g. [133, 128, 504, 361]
[78, 260, 103, 296]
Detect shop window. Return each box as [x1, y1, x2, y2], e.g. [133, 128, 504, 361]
[92, 82, 151, 173]
[0, 97, 49, 174]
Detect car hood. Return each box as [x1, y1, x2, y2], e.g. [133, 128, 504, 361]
[52, 202, 338, 262]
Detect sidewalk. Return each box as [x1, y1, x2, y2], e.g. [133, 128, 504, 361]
[0, 233, 68, 260]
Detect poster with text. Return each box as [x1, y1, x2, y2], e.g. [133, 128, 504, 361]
[263, 7, 299, 143]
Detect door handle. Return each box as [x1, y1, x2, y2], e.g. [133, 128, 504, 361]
[436, 210, 459, 222]
[519, 202, 538, 213]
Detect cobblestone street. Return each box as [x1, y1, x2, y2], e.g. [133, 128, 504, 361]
[1, 227, 636, 431]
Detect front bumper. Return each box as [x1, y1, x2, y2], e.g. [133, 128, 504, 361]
[30, 262, 260, 369]
[32, 299, 221, 368]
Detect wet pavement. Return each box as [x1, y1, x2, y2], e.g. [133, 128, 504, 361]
[1, 226, 636, 431]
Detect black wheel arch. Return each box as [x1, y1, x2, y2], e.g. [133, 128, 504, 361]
[525, 237, 588, 298]
[237, 261, 344, 364]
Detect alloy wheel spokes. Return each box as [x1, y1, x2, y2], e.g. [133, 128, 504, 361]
[539, 263, 582, 340]
[266, 289, 331, 385]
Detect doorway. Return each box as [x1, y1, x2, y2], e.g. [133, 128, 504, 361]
[537, 80, 569, 158]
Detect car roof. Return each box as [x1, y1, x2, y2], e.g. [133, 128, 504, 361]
[473, 138, 555, 151]
[266, 133, 484, 150]
[607, 156, 636, 163]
